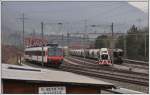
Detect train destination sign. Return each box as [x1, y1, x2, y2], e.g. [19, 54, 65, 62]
[38, 86, 66, 94]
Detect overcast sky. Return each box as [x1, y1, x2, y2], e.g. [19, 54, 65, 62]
[1, 1, 148, 36]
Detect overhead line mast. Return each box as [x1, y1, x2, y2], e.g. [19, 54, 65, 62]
[111, 22, 114, 66]
[18, 13, 28, 51]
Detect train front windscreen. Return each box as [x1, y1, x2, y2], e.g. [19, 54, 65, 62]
[48, 48, 63, 56]
[101, 54, 108, 60]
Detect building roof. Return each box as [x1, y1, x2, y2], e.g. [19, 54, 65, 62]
[2, 64, 115, 88]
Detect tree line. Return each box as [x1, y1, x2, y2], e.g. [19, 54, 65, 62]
[94, 25, 149, 61]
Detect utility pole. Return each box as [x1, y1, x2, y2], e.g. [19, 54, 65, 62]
[123, 34, 127, 58]
[58, 22, 63, 44]
[111, 22, 114, 66]
[32, 29, 36, 38]
[41, 22, 44, 66]
[66, 22, 70, 47]
[84, 19, 88, 41]
[22, 13, 25, 50]
[62, 33, 64, 41]
[17, 13, 28, 64]
[83, 20, 87, 63]
[18, 13, 28, 50]
[144, 33, 147, 57]
[67, 32, 70, 47]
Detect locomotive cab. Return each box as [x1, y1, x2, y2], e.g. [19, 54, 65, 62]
[113, 49, 124, 64]
[47, 47, 64, 66]
[98, 48, 112, 65]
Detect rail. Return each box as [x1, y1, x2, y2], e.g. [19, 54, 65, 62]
[123, 59, 148, 65]
[105, 88, 144, 94]
[63, 58, 149, 86]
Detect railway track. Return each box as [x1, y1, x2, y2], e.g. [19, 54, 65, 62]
[67, 56, 148, 75]
[69, 57, 149, 77]
[121, 62, 149, 70]
[23, 58, 148, 83]
[22, 58, 149, 86]
[22, 59, 148, 92]
[69, 56, 149, 74]
[123, 59, 148, 66]
[123, 59, 149, 69]
[62, 61, 148, 81]
[21, 61, 62, 71]
[62, 57, 148, 86]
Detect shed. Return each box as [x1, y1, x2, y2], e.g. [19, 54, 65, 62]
[2, 64, 115, 94]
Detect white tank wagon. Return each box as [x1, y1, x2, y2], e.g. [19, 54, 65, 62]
[59, 46, 69, 56]
[88, 49, 100, 59]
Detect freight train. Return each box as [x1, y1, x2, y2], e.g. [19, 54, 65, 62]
[24, 44, 64, 67]
[69, 48, 123, 65]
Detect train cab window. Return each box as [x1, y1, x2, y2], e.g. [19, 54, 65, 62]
[48, 48, 63, 56]
[102, 51, 107, 53]
[101, 54, 108, 60]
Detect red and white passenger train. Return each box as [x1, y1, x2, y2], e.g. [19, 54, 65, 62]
[24, 44, 64, 67]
